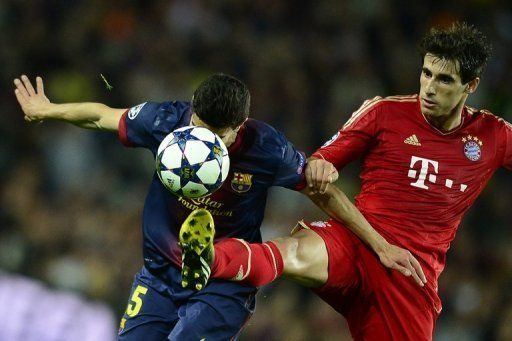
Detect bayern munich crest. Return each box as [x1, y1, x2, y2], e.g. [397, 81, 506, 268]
[462, 135, 483, 161]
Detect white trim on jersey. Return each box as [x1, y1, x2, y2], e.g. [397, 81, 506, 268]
[343, 95, 417, 131]
[235, 239, 252, 280]
[263, 243, 278, 280]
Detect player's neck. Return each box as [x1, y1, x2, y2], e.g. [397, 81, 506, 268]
[424, 98, 466, 132]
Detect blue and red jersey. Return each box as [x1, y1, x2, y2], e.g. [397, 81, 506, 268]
[118, 101, 306, 271]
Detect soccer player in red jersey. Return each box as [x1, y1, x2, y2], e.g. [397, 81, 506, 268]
[180, 22, 510, 340]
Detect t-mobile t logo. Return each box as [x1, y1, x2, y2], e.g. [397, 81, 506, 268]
[408, 156, 439, 190]
[407, 156, 468, 192]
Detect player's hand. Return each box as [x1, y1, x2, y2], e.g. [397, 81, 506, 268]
[13, 75, 52, 122]
[305, 158, 339, 194]
[376, 243, 427, 287]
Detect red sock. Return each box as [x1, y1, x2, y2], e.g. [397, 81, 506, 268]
[211, 238, 284, 287]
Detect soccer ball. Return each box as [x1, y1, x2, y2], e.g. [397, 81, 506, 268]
[156, 126, 230, 198]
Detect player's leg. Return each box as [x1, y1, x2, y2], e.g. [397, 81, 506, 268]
[287, 220, 438, 341]
[180, 210, 329, 290]
[118, 268, 178, 340]
[272, 223, 328, 287]
[168, 281, 256, 341]
[348, 301, 436, 341]
[180, 208, 288, 289]
[180, 210, 328, 290]
[344, 245, 438, 341]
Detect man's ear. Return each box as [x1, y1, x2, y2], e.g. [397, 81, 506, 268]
[465, 77, 480, 94]
[190, 113, 199, 126]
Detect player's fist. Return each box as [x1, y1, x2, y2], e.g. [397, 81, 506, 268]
[305, 157, 339, 194]
[13, 75, 52, 122]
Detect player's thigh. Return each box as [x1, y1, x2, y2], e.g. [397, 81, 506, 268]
[351, 247, 437, 340]
[349, 305, 393, 341]
[118, 273, 178, 341]
[374, 277, 437, 340]
[280, 220, 360, 289]
[351, 299, 436, 341]
[119, 320, 173, 341]
[274, 224, 329, 287]
[169, 286, 256, 341]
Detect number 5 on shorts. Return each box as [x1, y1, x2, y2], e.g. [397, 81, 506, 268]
[125, 285, 148, 317]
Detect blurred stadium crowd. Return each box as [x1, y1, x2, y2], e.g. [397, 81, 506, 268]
[1, 1, 511, 340]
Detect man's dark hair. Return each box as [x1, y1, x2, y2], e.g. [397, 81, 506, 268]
[419, 22, 492, 84]
[192, 73, 250, 129]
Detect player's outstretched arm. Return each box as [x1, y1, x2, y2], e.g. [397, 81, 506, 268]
[303, 161, 427, 287]
[14, 75, 125, 131]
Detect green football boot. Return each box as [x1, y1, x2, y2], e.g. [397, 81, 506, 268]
[179, 209, 215, 291]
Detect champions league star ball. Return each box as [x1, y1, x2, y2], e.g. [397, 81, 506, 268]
[156, 126, 230, 198]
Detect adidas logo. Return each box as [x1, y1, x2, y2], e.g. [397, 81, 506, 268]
[404, 134, 421, 146]
[231, 265, 245, 281]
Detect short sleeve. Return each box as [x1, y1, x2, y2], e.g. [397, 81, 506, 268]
[312, 98, 380, 169]
[502, 120, 512, 170]
[272, 135, 307, 190]
[118, 101, 191, 153]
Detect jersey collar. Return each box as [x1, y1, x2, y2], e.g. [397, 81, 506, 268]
[228, 123, 246, 156]
[415, 95, 468, 135]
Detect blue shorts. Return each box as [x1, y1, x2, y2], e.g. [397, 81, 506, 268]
[118, 266, 257, 341]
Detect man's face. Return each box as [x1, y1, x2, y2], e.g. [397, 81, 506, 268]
[190, 113, 240, 147]
[419, 53, 470, 117]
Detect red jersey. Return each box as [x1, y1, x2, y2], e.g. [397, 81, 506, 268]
[313, 94, 512, 295]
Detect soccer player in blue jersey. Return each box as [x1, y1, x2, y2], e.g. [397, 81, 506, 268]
[14, 73, 417, 340]
[13, 73, 331, 340]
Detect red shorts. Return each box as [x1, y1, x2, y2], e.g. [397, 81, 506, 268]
[299, 220, 439, 341]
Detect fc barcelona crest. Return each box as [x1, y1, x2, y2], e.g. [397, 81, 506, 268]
[231, 172, 253, 193]
[462, 135, 483, 161]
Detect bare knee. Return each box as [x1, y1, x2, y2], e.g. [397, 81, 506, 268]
[271, 236, 303, 274]
[271, 228, 328, 287]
